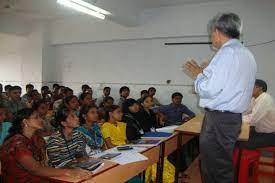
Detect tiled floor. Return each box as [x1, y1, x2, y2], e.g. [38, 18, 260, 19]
[181, 157, 275, 183]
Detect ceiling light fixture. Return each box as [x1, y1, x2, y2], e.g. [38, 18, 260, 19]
[57, 0, 111, 20]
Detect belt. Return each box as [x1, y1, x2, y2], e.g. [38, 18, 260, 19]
[205, 108, 235, 114]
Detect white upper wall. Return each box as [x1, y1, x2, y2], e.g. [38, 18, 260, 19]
[0, 33, 25, 86]
[49, 0, 275, 45]
[0, 23, 44, 92]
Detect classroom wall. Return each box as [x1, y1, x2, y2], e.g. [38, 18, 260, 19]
[44, 0, 275, 113]
[0, 23, 44, 92]
[0, 33, 25, 87]
[50, 36, 214, 114]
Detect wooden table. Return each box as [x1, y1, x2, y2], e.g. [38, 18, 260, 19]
[49, 145, 161, 183]
[175, 114, 250, 141]
[156, 133, 195, 183]
[85, 145, 160, 183]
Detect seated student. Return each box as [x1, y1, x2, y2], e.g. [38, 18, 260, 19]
[0, 83, 2, 97]
[22, 84, 34, 103]
[3, 84, 12, 98]
[102, 105, 174, 183]
[53, 86, 65, 108]
[53, 87, 73, 112]
[0, 83, 7, 101]
[63, 95, 80, 116]
[101, 96, 114, 108]
[241, 79, 275, 149]
[85, 87, 93, 95]
[41, 86, 53, 110]
[78, 84, 92, 98]
[33, 99, 55, 136]
[123, 99, 175, 183]
[101, 105, 127, 148]
[101, 105, 144, 183]
[79, 92, 96, 107]
[98, 96, 114, 121]
[117, 86, 130, 107]
[4, 86, 28, 116]
[139, 96, 159, 132]
[29, 89, 41, 104]
[122, 99, 144, 142]
[81, 85, 94, 97]
[80, 84, 90, 94]
[52, 84, 60, 102]
[148, 87, 162, 107]
[0, 104, 12, 146]
[159, 92, 195, 126]
[46, 107, 88, 168]
[1, 108, 91, 182]
[76, 105, 105, 155]
[96, 86, 111, 107]
[137, 90, 149, 104]
[41, 86, 52, 101]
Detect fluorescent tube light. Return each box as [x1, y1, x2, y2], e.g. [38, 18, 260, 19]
[57, 0, 108, 19]
[70, 0, 111, 15]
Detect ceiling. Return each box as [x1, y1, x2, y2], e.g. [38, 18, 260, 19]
[139, 0, 224, 8]
[0, 0, 225, 26]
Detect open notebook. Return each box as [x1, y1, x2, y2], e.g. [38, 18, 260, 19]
[62, 159, 104, 172]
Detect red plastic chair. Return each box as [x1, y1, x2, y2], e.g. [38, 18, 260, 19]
[233, 147, 260, 183]
[253, 147, 275, 183]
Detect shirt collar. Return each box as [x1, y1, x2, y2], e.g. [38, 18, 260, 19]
[221, 38, 240, 48]
[170, 103, 183, 108]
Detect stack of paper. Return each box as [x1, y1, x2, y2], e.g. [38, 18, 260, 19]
[156, 125, 179, 133]
[92, 146, 148, 165]
[110, 152, 148, 165]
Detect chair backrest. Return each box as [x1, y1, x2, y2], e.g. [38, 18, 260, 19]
[257, 147, 275, 153]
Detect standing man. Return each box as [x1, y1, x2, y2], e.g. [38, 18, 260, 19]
[185, 13, 257, 183]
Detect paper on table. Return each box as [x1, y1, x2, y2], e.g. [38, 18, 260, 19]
[92, 146, 147, 157]
[92, 146, 148, 165]
[156, 125, 179, 133]
[110, 152, 148, 165]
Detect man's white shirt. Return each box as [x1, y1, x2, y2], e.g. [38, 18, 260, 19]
[243, 92, 275, 133]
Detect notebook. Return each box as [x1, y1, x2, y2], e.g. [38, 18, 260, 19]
[70, 159, 103, 171]
[141, 132, 172, 139]
[132, 139, 162, 146]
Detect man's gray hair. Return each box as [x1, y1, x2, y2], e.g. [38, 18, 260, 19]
[210, 13, 242, 39]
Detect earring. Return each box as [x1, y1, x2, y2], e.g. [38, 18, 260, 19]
[23, 119, 28, 127]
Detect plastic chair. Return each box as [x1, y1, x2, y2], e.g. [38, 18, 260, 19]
[253, 147, 275, 183]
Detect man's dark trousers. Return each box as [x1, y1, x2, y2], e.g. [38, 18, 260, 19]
[200, 110, 242, 183]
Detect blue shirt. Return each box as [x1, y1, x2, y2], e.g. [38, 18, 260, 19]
[0, 122, 12, 145]
[195, 39, 257, 113]
[76, 124, 104, 149]
[159, 104, 195, 125]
